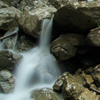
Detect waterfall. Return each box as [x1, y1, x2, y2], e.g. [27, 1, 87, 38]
[0, 17, 60, 100]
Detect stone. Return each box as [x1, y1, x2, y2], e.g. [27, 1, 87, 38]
[78, 88, 100, 100]
[0, 1, 21, 30]
[51, 33, 85, 61]
[84, 67, 94, 74]
[86, 27, 100, 46]
[82, 73, 94, 86]
[54, 1, 100, 34]
[53, 72, 69, 92]
[92, 64, 100, 86]
[0, 70, 15, 93]
[17, 11, 40, 38]
[62, 75, 84, 100]
[0, 50, 16, 70]
[31, 88, 61, 100]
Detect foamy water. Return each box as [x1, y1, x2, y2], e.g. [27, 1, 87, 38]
[0, 18, 60, 100]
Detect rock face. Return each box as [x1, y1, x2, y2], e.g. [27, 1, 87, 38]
[0, 70, 15, 93]
[54, 1, 99, 34]
[0, 1, 21, 30]
[86, 27, 100, 46]
[51, 33, 85, 61]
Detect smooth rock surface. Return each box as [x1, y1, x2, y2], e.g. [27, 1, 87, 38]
[51, 33, 84, 61]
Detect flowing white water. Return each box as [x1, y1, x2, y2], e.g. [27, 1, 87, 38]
[0, 18, 60, 100]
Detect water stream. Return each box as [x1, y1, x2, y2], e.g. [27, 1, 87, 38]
[0, 18, 60, 100]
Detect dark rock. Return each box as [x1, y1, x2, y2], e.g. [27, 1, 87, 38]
[54, 1, 99, 34]
[0, 50, 17, 70]
[86, 27, 100, 46]
[16, 35, 35, 52]
[51, 33, 84, 61]
[84, 67, 94, 74]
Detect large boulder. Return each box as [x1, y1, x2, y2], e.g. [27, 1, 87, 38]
[54, 1, 100, 34]
[31, 88, 63, 100]
[51, 33, 85, 61]
[17, 11, 40, 38]
[0, 70, 15, 93]
[0, 1, 21, 30]
[18, 4, 56, 38]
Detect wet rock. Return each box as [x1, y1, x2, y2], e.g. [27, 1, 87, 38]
[53, 72, 69, 92]
[16, 35, 35, 52]
[82, 73, 94, 86]
[0, 1, 21, 30]
[92, 64, 100, 86]
[78, 88, 100, 100]
[51, 33, 85, 61]
[62, 75, 84, 100]
[54, 1, 99, 34]
[86, 27, 100, 46]
[0, 50, 17, 70]
[31, 88, 63, 100]
[0, 70, 15, 93]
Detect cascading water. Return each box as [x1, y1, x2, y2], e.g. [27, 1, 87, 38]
[0, 17, 60, 100]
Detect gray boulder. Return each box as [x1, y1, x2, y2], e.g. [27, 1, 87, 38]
[0, 70, 15, 93]
[17, 11, 40, 38]
[0, 1, 21, 30]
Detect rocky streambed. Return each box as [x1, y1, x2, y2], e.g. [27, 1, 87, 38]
[0, 0, 100, 100]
